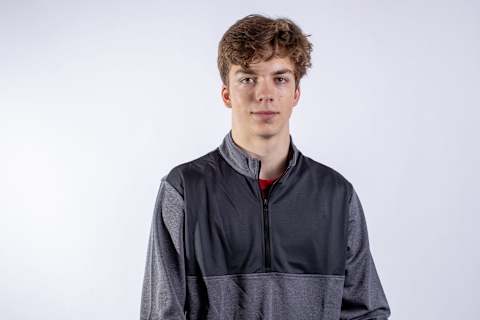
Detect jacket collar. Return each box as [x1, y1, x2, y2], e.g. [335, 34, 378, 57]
[218, 129, 300, 183]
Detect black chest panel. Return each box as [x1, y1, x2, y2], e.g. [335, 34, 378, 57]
[167, 150, 351, 277]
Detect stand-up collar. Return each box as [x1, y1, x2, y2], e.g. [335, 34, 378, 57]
[218, 130, 300, 183]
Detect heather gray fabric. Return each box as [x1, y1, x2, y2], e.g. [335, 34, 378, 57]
[340, 189, 390, 320]
[140, 130, 391, 319]
[218, 130, 299, 180]
[141, 177, 186, 319]
[186, 272, 344, 319]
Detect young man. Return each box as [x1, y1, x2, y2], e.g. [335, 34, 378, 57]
[140, 14, 391, 320]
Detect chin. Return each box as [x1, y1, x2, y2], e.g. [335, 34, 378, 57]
[252, 126, 279, 139]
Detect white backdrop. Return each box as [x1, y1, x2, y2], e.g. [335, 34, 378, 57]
[1, 1, 479, 319]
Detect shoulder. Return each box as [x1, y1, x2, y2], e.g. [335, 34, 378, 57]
[163, 148, 220, 197]
[300, 153, 355, 199]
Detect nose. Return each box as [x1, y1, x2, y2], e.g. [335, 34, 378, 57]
[256, 79, 274, 103]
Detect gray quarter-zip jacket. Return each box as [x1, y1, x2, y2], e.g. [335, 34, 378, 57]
[140, 130, 391, 320]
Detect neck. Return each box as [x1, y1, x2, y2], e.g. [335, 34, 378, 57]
[231, 127, 291, 180]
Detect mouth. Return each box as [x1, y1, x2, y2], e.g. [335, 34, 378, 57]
[251, 111, 279, 121]
[252, 111, 278, 115]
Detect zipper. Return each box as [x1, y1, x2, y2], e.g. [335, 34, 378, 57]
[257, 161, 292, 273]
[262, 196, 270, 272]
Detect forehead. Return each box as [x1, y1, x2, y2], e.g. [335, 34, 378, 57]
[230, 56, 295, 76]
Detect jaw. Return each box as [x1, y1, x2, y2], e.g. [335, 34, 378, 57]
[236, 116, 290, 140]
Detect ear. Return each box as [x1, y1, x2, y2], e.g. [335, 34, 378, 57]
[292, 85, 301, 107]
[221, 84, 232, 109]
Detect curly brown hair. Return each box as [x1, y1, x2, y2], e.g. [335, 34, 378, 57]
[217, 14, 313, 90]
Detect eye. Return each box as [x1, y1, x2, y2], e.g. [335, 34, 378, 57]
[276, 77, 288, 83]
[240, 77, 255, 84]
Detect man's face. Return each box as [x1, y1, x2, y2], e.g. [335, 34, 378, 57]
[221, 56, 301, 139]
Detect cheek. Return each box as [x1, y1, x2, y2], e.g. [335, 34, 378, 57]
[233, 85, 253, 98]
[277, 87, 294, 99]
[284, 92, 298, 105]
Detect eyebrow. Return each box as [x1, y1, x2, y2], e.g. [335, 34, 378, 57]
[234, 68, 294, 76]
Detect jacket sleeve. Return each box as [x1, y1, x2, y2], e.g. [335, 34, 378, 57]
[340, 187, 391, 320]
[140, 176, 187, 320]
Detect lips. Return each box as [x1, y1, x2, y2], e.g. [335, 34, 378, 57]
[252, 111, 279, 115]
[251, 111, 278, 120]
